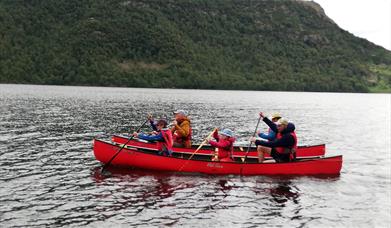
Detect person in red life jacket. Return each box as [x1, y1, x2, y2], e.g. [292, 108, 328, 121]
[256, 112, 282, 141]
[250, 112, 297, 163]
[208, 129, 235, 162]
[133, 119, 173, 156]
[171, 110, 192, 148]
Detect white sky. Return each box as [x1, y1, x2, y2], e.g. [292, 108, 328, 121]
[314, 0, 391, 50]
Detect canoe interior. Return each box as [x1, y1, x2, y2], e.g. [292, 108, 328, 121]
[108, 140, 325, 164]
[113, 134, 326, 152]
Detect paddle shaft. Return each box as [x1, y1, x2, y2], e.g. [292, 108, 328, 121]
[243, 116, 262, 162]
[188, 129, 215, 160]
[101, 119, 149, 172]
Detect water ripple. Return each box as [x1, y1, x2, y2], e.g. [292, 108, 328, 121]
[0, 85, 390, 227]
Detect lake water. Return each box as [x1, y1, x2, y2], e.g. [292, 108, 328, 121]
[0, 84, 390, 227]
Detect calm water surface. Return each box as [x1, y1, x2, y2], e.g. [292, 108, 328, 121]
[0, 84, 390, 227]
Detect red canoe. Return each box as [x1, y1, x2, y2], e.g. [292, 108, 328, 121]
[93, 139, 342, 175]
[111, 134, 326, 159]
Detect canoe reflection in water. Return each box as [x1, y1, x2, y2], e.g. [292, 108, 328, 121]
[92, 167, 196, 200]
[91, 167, 240, 213]
[90, 167, 340, 225]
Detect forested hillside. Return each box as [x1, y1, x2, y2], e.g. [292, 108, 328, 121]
[1, 0, 390, 92]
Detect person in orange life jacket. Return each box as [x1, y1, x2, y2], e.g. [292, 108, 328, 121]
[171, 110, 192, 148]
[208, 129, 235, 162]
[250, 112, 297, 163]
[133, 119, 173, 156]
[256, 113, 282, 141]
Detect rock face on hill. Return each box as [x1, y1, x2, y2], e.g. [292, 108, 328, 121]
[1, 0, 390, 92]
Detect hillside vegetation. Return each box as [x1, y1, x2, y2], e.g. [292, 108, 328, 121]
[1, 0, 391, 92]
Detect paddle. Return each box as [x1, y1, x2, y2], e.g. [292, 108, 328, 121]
[242, 116, 262, 163]
[101, 119, 149, 173]
[177, 128, 217, 172]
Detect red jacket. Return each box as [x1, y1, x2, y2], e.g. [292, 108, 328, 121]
[157, 129, 173, 155]
[209, 131, 235, 161]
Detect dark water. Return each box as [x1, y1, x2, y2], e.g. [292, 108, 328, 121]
[0, 84, 390, 227]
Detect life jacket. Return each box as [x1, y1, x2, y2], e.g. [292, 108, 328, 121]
[217, 137, 235, 162]
[275, 132, 298, 160]
[157, 129, 173, 155]
[275, 132, 283, 153]
[173, 119, 192, 147]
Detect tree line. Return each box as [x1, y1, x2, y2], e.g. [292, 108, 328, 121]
[0, 0, 390, 92]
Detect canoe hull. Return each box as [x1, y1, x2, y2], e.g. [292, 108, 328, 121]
[94, 139, 342, 176]
[111, 135, 326, 158]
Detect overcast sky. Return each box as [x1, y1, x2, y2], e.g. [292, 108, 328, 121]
[314, 0, 391, 50]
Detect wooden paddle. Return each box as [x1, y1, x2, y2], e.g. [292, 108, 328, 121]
[242, 116, 262, 163]
[101, 119, 149, 173]
[177, 128, 217, 172]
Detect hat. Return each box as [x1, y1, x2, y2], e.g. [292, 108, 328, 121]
[220, 129, 234, 137]
[271, 113, 282, 119]
[173, 110, 187, 116]
[277, 118, 289, 126]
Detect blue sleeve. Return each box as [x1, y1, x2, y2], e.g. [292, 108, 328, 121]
[259, 130, 276, 140]
[255, 134, 294, 148]
[150, 120, 158, 131]
[138, 132, 163, 142]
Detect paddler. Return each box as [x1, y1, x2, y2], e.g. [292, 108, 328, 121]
[208, 129, 235, 162]
[256, 112, 282, 141]
[133, 119, 173, 156]
[171, 110, 192, 148]
[250, 112, 297, 163]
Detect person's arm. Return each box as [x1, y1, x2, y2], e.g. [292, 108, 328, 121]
[149, 120, 158, 131]
[255, 134, 294, 148]
[212, 129, 219, 141]
[173, 121, 190, 137]
[209, 139, 231, 148]
[137, 132, 163, 142]
[259, 130, 276, 140]
[147, 114, 158, 131]
[259, 112, 277, 133]
[263, 117, 278, 133]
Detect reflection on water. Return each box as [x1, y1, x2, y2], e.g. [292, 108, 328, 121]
[88, 167, 343, 227]
[269, 183, 300, 204]
[0, 84, 390, 227]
